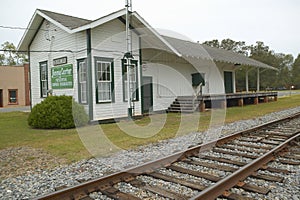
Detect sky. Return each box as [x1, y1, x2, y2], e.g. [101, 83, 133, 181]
[0, 0, 299, 58]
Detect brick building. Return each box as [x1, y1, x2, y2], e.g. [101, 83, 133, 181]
[0, 64, 30, 107]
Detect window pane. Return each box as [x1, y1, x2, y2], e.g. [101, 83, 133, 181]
[40, 62, 48, 97]
[9, 90, 17, 103]
[78, 60, 87, 103]
[123, 64, 137, 101]
[81, 83, 87, 103]
[97, 60, 112, 102]
[98, 82, 111, 101]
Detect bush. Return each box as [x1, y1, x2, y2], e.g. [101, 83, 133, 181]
[28, 95, 89, 129]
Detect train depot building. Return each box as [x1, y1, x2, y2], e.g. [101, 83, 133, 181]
[18, 9, 277, 121]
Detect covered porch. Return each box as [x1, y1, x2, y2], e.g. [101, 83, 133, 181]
[140, 35, 278, 113]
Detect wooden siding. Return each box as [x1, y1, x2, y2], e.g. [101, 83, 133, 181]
[30, 20, 87, 107]
[91, 19, 141, 120]
[142, 52, 226, 112]
[30, 18, 141, 121]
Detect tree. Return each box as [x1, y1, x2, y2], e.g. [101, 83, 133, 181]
[203, 38, 249, 56]
[292, 54, 300, 89]
[1, 41, 17, 65]
[203, 39, 220, 48]
[0, 53, 5, 65]
[203, 39, 294, 90]
[249, 42, 293, 89]
[0, 41, 28, 65]
[220, 39, 249, 56]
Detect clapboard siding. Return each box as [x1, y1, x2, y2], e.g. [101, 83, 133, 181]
[91, 19, 141, 120]
[142, 53, 225, 111]
[30, 20, 86, 107]
[30, 19, 142, 121]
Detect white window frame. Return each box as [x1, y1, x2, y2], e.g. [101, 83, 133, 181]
[78, 60, 87, 104]
[40, 61, 48, 98]
[123, 63, 137, 101]
[96, 61, 112, 103]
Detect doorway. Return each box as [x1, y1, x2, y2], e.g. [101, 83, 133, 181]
[142, 76, 153, 114]
[224, 71, 233, 93]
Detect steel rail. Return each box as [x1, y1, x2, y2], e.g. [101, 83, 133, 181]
[191, 132, 300, 200]
[35, 112, 300, 200]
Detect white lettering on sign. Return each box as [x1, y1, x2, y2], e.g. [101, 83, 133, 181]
[53, 57, 67, 66]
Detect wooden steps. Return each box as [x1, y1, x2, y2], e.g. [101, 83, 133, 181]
[167, 96, 199, 113]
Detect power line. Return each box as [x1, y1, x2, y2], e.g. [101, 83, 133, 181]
[0, 48, 126, 54]
[0, 25, 55, 32]
[0, 49, 74, 53]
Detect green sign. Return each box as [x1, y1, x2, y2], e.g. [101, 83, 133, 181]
[51, 64, 73, 89]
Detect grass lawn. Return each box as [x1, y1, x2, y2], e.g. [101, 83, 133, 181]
[1, 94, 300, 163]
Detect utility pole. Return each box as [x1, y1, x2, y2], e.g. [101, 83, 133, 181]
[125, 0, 134, 118]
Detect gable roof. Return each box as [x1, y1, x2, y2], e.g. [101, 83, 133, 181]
[17, 8, 181, 56]
[17, 9, 276, 70]
[37, 9, 91, 30]
[162, 36, 277, 70]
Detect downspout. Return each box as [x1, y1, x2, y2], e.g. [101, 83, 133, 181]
[139, 36, 144, 115]
[86, 29, 93, 121]
[27, 50, 32, 109]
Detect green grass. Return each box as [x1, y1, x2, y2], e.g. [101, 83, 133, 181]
[1, 94, 300, 163]
[0, 112, 90, 162]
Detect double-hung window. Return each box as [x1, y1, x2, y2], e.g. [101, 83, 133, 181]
[40, 61, 48, 98]
[122, 59, 139, 101]
[95, 57, 114, 103]
[78, 59, 87, 104]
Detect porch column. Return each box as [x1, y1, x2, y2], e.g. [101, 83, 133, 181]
[238, 98, 244, 107]
[245, 70, 249, 92]
[199, 100, 205, 112]
[233, 71, 236, 93]
[257, 68, 260, 92]
[254, 97, 259, 105]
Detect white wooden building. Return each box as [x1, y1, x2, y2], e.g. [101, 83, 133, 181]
[18, 9, 276, 121]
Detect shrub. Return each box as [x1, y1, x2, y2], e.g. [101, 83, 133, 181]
[28, 95, 89, 129]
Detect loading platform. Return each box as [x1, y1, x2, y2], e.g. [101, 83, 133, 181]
[167, 92, 278, 113]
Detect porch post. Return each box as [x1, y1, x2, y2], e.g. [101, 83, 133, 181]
[232, 71, 236, 93]
[257, 68, 260, 92]
[245, 70, 249, 92]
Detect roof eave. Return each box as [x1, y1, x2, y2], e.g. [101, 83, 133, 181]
[36, 10, 73, 34]
[132, 12, 182, 57]
[17, 9, 74, 52]
[70, 9, 127, 33]
[17, 10, 40, 52]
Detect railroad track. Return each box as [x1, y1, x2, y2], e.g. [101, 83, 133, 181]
[36, 113, 300, 200]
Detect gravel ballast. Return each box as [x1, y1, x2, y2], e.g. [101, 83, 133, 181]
[0, 106, 300, 199]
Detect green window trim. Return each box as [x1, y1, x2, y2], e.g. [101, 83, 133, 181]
[39, 61, 48, 98]
[94, 57, 115, 104]
[77, 58, 88, 104]
[121, 59, 139, 102]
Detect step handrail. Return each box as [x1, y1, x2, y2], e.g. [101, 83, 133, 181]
[192, 83, 202, 111]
